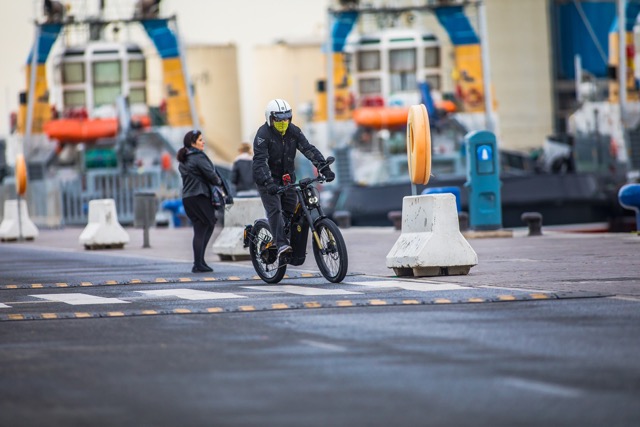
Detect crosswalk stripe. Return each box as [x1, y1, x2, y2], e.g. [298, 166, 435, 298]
[136, 289, 246, 300]
[0, 303, 11, 308]
[32, 293, 129, 305]
[242, 285, 361, 296]
[347, 280, 470, 292]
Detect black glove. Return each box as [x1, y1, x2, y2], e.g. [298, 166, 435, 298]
[266, 182, 280, 195]
[323, 168, 335, 182]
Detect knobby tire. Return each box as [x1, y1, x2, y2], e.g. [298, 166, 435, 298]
[249, 221, 287, 284]
[312, 218, 348, 283]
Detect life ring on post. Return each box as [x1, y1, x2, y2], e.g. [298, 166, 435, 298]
[15, 154, 27, 196]
[406, 104, 431, 185]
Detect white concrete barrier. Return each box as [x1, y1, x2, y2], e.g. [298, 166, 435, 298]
[386, 194, 478, 276]
[79, 199, 130, 249]
[212, 197, 265, 260]
[0, 199, 39, 241]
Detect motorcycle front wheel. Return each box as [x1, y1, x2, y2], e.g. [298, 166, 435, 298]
[312, 218, 348, 283]
[249, 220, 287, 284]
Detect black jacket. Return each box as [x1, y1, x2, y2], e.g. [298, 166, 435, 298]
[252, 122, 325, 187]
[179, 148, 222, 199]
[231, 153, 256, 192]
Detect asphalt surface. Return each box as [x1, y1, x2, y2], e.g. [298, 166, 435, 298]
[0, 224, 639, 426]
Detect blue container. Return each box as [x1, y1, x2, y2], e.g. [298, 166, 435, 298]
[618, 184, 640, 231]
[422, 186, 461, 212]
[161, 199, 187, 227]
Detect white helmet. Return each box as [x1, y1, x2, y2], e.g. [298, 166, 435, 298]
[264, 99, 292, 124]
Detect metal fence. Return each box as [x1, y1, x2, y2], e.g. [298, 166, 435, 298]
[61, 169, 180, 226]
[1, 169, 181, 227]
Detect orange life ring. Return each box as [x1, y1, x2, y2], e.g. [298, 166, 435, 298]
[15, 154, 27, 196]
[406, 104, 431, 185]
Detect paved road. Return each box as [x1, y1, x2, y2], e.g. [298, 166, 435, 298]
[0, 225, 639, 426]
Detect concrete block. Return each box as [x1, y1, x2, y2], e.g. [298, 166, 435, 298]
[386, 194, 478, 277]
[79, 199, 130, 249]
[0, 199, 39, 241]
[212, 198, 265, 261]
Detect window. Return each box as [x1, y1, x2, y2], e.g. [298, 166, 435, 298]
[389, 48, 416, 92]
[63, 90, 85, 107]
[425, 74, 441, 90]
[357, 51, 380, 71]
[424, 47, 440, 68]
[93, 61, 121, 84]
[129, 88, 146, 104]
[128, 60, 146, 81]
[93, 61, 122, 106]
[389, 48, 416, 72]
[94, 86, 121, 107]
[358, 78, 381, 94]
[62, 63, 85, 84]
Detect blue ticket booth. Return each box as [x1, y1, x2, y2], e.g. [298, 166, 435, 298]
[464, 131, 502, 230]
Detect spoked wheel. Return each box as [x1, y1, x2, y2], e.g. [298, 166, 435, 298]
[312, 218, 348, 283]
[249, 220, 287, 284]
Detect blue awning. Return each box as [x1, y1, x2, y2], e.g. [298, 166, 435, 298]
[331, 11, 359, 52]
[141, 19, 179, 59]
[26, 23, 63, 65]
[434, 6, 479, 46]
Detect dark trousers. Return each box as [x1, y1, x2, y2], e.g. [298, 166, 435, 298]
[258, 186, 297, 248]
[183, 195, 217, 268]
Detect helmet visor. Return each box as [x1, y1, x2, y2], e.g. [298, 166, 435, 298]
[272, 110, 292, 121]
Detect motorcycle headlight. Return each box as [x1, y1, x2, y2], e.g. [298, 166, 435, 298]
[305, 187, 320, 206]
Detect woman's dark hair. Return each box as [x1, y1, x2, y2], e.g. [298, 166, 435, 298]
[176, 129, 202, 163]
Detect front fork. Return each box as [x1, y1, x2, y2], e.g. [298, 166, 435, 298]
[300, 199, 333, 253]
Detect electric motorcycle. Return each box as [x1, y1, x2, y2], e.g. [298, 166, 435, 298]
[243, 157, 348, 284]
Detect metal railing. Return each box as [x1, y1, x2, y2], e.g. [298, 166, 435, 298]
[1, 169, 180, 227]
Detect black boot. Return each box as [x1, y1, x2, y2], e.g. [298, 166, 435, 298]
[192, 264, 213, 273]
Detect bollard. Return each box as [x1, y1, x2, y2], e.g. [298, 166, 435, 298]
[458, 211, 469, 232]
[134, 192, 157, 248]
[387, 211, 402, 230]
[422, 186, 462, 212]
[211, 198, 265, 260]
[333, 211, 352, 228]
[618, 184, 640, 233]
[386, 194, 477, 276]
[79, 199, 129, 249]
[520, 212, 543, 236]
[0, 199, 39, 241]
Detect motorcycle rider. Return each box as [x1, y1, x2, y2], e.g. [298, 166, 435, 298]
[253, 98, 335, 259]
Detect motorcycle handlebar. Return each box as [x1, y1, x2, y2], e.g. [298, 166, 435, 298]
[276, 174, 326, 194]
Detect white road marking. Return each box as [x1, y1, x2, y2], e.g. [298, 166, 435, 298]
[299, 339, 347, 352]
[31, 293, 129, 305]
[502, 378, 582, 398]
[242, 285, 361, 296]
[347, 280, 470, 292]
[0, 303, 11, 308]
[609, 295, 640, 302]
[479, 285, 550, 293]
[136, 289, 246, 300]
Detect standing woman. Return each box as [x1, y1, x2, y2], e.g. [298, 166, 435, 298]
[177, 130, 221, 273]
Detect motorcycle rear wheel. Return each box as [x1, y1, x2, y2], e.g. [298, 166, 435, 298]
[312, 218, 348, 283]
[249, 220, 287, 284]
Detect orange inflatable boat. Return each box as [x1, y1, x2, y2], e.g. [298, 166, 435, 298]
[352, 107, 410, 129]
[44, 115, 151, 142]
